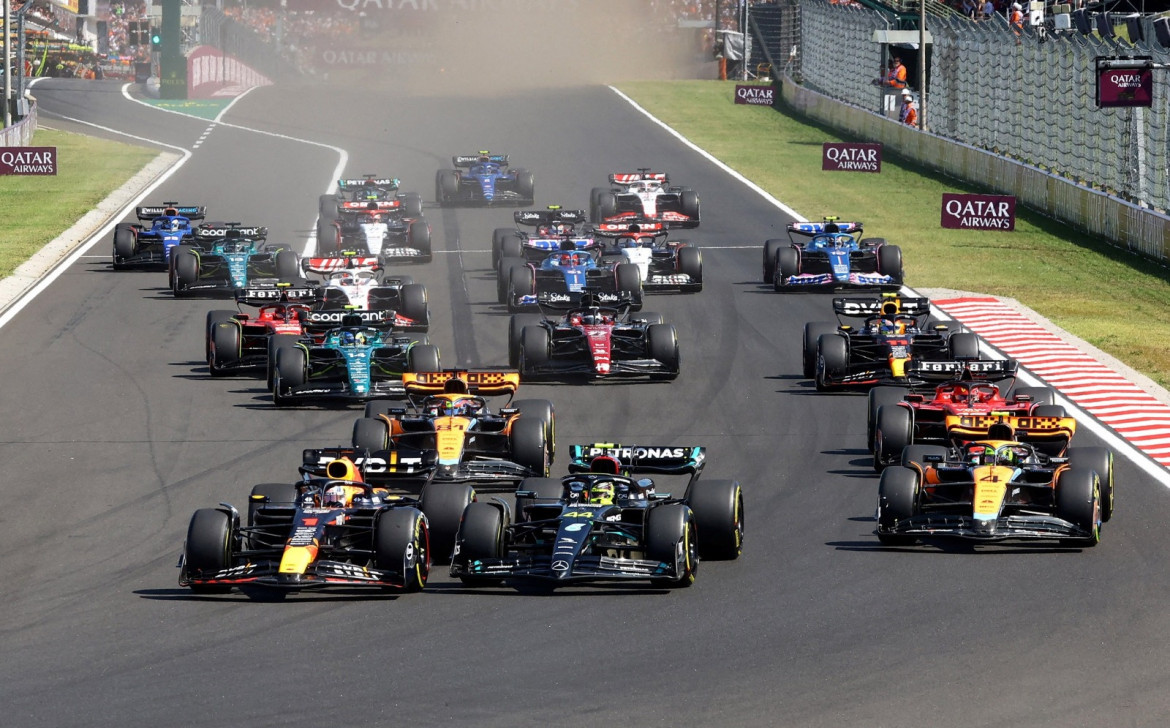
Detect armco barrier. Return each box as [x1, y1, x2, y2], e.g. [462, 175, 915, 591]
[779, 75, 1170, 264]
[0, 98, 38, 147]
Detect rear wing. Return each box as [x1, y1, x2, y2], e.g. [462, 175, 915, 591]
[592, 220, 668, 237]
[567, 443, 707, 476]
[454, 153, 509, 167]
[905, 359, 1019, 381]
[535, 289, 635, 312]
[833, 296, 932, 317]
[339, 200, 401, 213]
[303, 309, 394, 327]
[944, 412, 1077, 446]
[610, 171, 668, 185]
[514, 208, 587, 227]
[195, 223, 268, 242]
[301, 447, 432, 480]
[787, 220, 863, 239]
[403, 369, 520, 397]
[235, 285, 318, 304]
[136, 204, 206, 221]
[337, 177, 400, 191]
[301, 256, 381, 275]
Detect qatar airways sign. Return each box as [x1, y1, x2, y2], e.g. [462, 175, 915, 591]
[941, 193, 1015, 231]
[822, 143, 881, 173]
[734, 84, 774, 106]
[1096, 60, 1153, 108]
[0, 147, 57, 176]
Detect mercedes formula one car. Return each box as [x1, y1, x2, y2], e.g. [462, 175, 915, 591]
[804, 295, 978, 390]
[169, 223, 300, 297]
[449, 443, 743, 587]
[318, 178, 432, 264]
[301, 254, 430, 331]
[435, 151, 534, 206]
[348, 369, 555, 492]
[590, 170, 700, 228]
[496, 245, 643, 312]
[875, 440, 1114, 547]
[490, 207, 598, 268]
[593, 219, 703, 293]
[179, 457, 431, 595]
[763, 218, 902, 291]
[867, 359, 1080, 470]
[270, 314, 441, 406]
[508, 292, 679, 381]
[111, 202, 206, 268]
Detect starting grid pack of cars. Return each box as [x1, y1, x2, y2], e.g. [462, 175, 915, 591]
[109, 162, 744, 597]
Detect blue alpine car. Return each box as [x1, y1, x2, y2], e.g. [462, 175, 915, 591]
[762, 218, 903, 291]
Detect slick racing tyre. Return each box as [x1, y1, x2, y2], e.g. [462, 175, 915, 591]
[677, 246, 703, 289]
[401, 192, 424, 219]
[375, 507, 430, 592]
[407, 343, 441, 373]
[436, 169, 459, 203]
[514, 169, 535, 202]
[184, 508, 235, 593]
[407, 221, 432, 261]
[514, 477, 564, 524]
[508, 315, 543, 369]
[513, 398, 555, 459]
[1068, 447, 1114, 522]
[646, 504, 697, 588]
[1056, 468, 1101, 546]
[510, 416, 550, 477]
[398, 284, 430, 326]
[454, 502, 505, 585]
[112, 224, 136, 268]
[803, 322, 837, 379]
[508, 264, 536, 311]
[274, 249, 300, 281]
[266, 334, 300, 391]
[762, 239, 786, 283]
[774, 247, 799, 291]
[209, 321, 241, 377]
[815, 333, 848, 391]
[873, 405, 913, 472]
[497, 256, 525, 305]
[877, 244, 903, 283]
[615, 262, 643, 296]
[596, 192, 617, 221]
[876, 467, 919, 545]
[679, 189, 701, 221]
[353, 417, 390, 452]
[171, 245, 199, 296]
[519, 325, 550, 374]
[589, 187, 609, 222]
[867, 386, 908, 450]
[647, 323, 681, 380]
[419, 482, 475, 565]
[316, 218, 338, 254]
[272, 345, 307, 407]
[318, 193, 338, 221]
[949, 332, 980, 360]
[685, 479, 744, 560]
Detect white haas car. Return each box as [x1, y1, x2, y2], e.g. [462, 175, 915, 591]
[302, 255, 430, 332]
[589, 170, 700, 229]
[593, 220, 703, 294]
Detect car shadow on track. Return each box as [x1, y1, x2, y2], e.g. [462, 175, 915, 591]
[827, 537, 1090, 555]
[423, 581, 673, 597]
[136, 587, 407, 602]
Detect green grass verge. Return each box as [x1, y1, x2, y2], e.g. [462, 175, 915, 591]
[0, 127, 157, 280]
[618, 80, 1170, 388]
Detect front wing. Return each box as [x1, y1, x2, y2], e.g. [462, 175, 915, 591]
[451, 554, 678, 583]
[181, 559, 414, 591]
[876, 513, 1094, 542]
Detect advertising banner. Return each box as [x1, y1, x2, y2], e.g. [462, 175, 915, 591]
[822, 143, 881, 173]
[1096, 59, 1153, 108]
[941, 193, 1016, 230]
[0, 147, 57, 175]
[734, 84, 774, 106]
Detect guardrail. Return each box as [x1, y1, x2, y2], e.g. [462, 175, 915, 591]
[0, 97, 38, 146]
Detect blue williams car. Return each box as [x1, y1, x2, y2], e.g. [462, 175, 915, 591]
[762, 218, 903, 291]
[111, 203, 206, 269]
[497, 245, 643, 313]
[270, 315, 441, 407]
[170, 223, 301, 297]
[435, 151, 534, 206]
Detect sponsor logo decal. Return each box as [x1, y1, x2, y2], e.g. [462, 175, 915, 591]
[941, 193, 1016, 231]
[822, 143, 882, 173]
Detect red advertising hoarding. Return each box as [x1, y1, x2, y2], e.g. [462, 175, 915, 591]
[822, 143, 881, 173]
[734, 85, 774, 106]
[0, 147, 57, 176]
[941, 193, 1015, 231]
[1096, 56, 1153, 109]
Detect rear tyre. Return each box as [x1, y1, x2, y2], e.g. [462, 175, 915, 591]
[497, 256, 525, 305]
[407, 344, 441, 373]
[1012, 386, 1055, 408]
[1056, 468, 1101, 546]
[508, 264, 536, 309]
[113, 224, 136, 267]
[876, 466, 919, 545]
[209, 322, 242, 377]
[436, 170, 459, 203]
[184, 508, 235, 593]
[510, 416, 550, 476]
[508, 315, 543, 368]
[454, 502, 505, 585]
[514, 477, 564, 523]
[318, 193, 338, 220]
[615, 262, 643, 296]
[646, 504, 697, 588]
[519, 325, 550, 373]
[275, 249, 300, 280]
[266, 334, 300, 391]
[647, 323, 680, 380]
[867, 386, 908, 449]
[900, 444, 948, 470]
[949, 332, 980, 360]
[685, 479, 744, 560]
[352, 417, 390, 452]
[762, 239, 786, 283]
[375, 507, 430, 592]
[272, 346, 306, 407]
[774, 247, 799, 290]
[248, 482, 298, 529]
[419, 482, 476, 565]
[514, 170, 535, 201]
[513, 399, 555, 459]
[803, 322, 837, 379]
[316, 219, 338, 254]
[877, 244, 903, 283]
[597, 192, 617, 220]
[401, 192, 424, 219]
[679, 189, 700, 221]
[589, 187, 609, 221]
[873, 405, 913, 472]
[172, 246, 199, 296]
[398, 283, 429, 326]
[1032, 404, 1067, 418]
[407, 220, 432, 260]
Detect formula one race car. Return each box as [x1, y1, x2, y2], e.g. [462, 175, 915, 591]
[490, 207, 598, 268]
[803, 295, 978, 390]
[206, 285, 317, 377]
[590, 170, 700, 228]
[318, 181, 432, 264]
[497, 244, 643, 312]
[348, 369, 555, 491]
[301, 254, 430, 331]
[270, 314, 441, 406]
[593, 219, 703, 293]
[508, 291, 679, 381]
[867, 359, 1080, 470]
[169, 223, 300, 297]
[763, 218, 902, 291]
[178, 456, 430, 594]
[449, 443, 743, 587]
[435, 151, 534, 206]
[875, 440, 1114, 547]
[111, 202, 206, 268]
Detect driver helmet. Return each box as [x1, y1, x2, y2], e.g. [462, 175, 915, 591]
[589, 481, 616, 506]
[321, 483, 360, 508]
[581, 307, 603, 325]
[966, 444, 995, 466]
[337, 273, 356, 286]
[340, 331, 358, 346]
[169, 218, 182, 232]
[996, 447, 1022, 467]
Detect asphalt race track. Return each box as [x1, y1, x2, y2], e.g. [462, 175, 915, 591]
[4, 77, 1170, 728]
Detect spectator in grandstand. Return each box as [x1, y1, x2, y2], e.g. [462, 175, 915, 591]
[900, 91, 918, 128]
[961, 0, 977, 18]
[981, 0, 996, 20]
